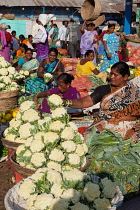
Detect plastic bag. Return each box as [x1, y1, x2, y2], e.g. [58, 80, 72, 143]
[33, 27, 47, 43]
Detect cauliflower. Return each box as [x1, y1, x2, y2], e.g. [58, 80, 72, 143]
[34, 193, 53, 210]
[47, 161, 62, 171]
[43, 132, 59, 144]
[49, 148, 65, 162]
[18, 178, 36, 200]
[51, 107, 67, 118]
[48, 94, 63, 106]
[47, 169, 62, 184]
[0, 83, 5, 89]
[61, 188, 80, 204]
[94, 198, 111, 210]
[31, 168, 47, 181]
[34, 132, 45, 141]
[24, 70, 29, 76]
[16, 112, 21, 120]
[61, 127, 75, 140]
[68, 153, 80, 165]
[68, 122, 78, 131]
[19, 123, 34, 139]
[5, 134, 17, 142]
[0, 56, 4, 61]
[31, 152, 46, 167]
[16, 144, 26, 155]
[26, 194, 38, 210]
[44, 72, 53, 82]
[10, 86, 18, 91]
[1, 76, 11, 84]
[23, 150, 32, 157]
[22, 109, 40, 122]
[61, 141, 76, 153]
[7, 66, 16, 74]
[75, 143, 88, 156]
[9, 118, 22, 130]
[3, 127, 10, 137]
[30, 139, 45, 153]
[63, 169, 85, 182]
[0, 68, 8, 76]
[24, 137, 34, 147]
[0, 60, 9, 67]
[20, 101, 35, 112]
[49, 120, 65, 131]
[51, 183, 64, 198]
[101, 177, 116, 198]
[14, 137, 25, 143]
[50, 198, 69, 210]
[83, 182, 100, 201]
[70, 202, 89, 210]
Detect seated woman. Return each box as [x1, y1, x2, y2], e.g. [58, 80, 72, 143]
[25, 48, 64, 95]
[33, 73, 81, 114]
[16, 43, 28, 58]
[64, 62, 140, 141]
[76, 50, 99, 77]
[16, 48, 39, 76]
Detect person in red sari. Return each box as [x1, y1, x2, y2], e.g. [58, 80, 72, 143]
[0, 23, 13, 62]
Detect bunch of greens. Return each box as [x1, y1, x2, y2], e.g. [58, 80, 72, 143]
[86, 128, 140, 195]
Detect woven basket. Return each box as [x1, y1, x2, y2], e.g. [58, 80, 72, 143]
[124, 34, 135, 41]
[10, 152, 36, 178]
[4, 14, 15, 20]
[86, 15, 105, 27]
[0, 90, 18, 112]
[1, 137, 22, 150]
[81, 0, 102, 21]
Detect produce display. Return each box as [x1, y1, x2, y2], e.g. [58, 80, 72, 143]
[86, 128, 140, 195]
[0, 108, 18, 122]
[15, 167, 122, 210]
[127, 44, 140, 66]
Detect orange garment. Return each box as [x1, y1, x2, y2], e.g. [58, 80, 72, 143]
[20, 40, 28, 45]
[16, 50, 25, 57]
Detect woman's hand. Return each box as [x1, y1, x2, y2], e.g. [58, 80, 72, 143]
[107, 53, 112, 58]
[33, 95, 38, 103]
[29, 70, 36, 74]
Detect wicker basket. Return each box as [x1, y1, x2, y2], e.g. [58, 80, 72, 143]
[1, 137, 22, 150]
[81, 0, 102, 21]
[10, 152, 36, 178]
[4, 14, 15, 20]
[124, 34, 135, 41]
[0, 90, 18, 112]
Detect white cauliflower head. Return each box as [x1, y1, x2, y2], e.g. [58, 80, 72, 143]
[61, 188, 80, 204]
[30, 139, 45, 153]
[49, 148, 65, 162]
[47, 161, 62, 171]
[51, 107, 67, 118]
[94, 198, 111, 210]
[34, 193, 53, 210]
[68, 122, 78, 131]
[31, 152, 46, 167]
[50, 198, 69, 210]
[70, 202, 89, 210]
[20, 101, 35, 112]
[48, 94, 63, 106]
[61, 141, 76, 153]
[101, 177, 116, 198]
[22, 109, 40, 122]
[51, 183, 64, 198]
[49, 120, 65, 131]
[47, 169, 62, 184]
[61, 127, 75, 140]
[68, 153, 80, 166]
[26, 194, 38, 210]
[16, 144, 26, 155]
[18, 178, 36, 200]
[19, 123, 34, 139]
[63, 169, 85, 182]
[43, 132, 59, 144]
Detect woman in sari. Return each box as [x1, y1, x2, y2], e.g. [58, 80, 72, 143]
[35, 14, 49, 62]
[64, 62, 140, 141]
[33, 73, 81, 115]
[16, 43, 28, 58]
[16, 48, 39, 78]
[25, 48, 64, 95]
[80, 21, 97, 65]
[100, 24, 120, 72]
[0, 23, 13, 62]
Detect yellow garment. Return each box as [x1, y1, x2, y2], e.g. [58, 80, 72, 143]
[76, 61, 96, 77]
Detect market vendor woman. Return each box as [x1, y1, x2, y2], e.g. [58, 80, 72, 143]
[64, 62, 140, 141]
[33, 73, 81, 114]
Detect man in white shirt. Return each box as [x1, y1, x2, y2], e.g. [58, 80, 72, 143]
[58, 21, 69, 49]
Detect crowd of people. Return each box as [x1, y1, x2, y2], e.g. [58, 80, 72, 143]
[0, 14, 139, 141]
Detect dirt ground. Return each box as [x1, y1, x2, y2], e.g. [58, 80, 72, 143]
[0, 160, 14, 210]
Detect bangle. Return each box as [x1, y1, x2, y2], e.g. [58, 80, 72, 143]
[106, 49, 109, 54]
[65, 100, 73, 107]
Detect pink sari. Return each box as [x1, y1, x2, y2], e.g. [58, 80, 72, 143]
[0, 31, 11, 62]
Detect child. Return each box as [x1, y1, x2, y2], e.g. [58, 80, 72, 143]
[118, 43, 129, 62]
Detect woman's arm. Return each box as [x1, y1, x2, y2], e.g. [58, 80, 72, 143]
[37, 66, 44, 78]
[81, 20, 86, 33]
[103, 40, 112, 58]
[92, 68, 99, 75]
[64, 95, 94, 109]
[16, 65, 22, 72]
[33, 90, 50, 103]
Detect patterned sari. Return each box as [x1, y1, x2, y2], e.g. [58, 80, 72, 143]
[92, 77, 140, 141]
[25, 59, 60, 95]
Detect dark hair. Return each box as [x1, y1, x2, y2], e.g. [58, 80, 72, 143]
[11, 30, 16, 35]
[7, 25, 11, 29]
[28, 34, 33, 39]
[25, 48, 33, 54]
[57, 73, 74, 84]
[19, 34, 25, 39]
[49, 48, 58, 56]
[86, 23, 95, 27]
[53, 24, 58, 27]
[62, 21, 68, 25]
[108, 24, 115, 28]
[19, 43, 28, 50]
[85, 50, 94, 57]
[111, 62, 130, 77]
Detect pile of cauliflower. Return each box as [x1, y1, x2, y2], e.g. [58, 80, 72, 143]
[0, 56, 29, 91]
[17, 167, 118, 210]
